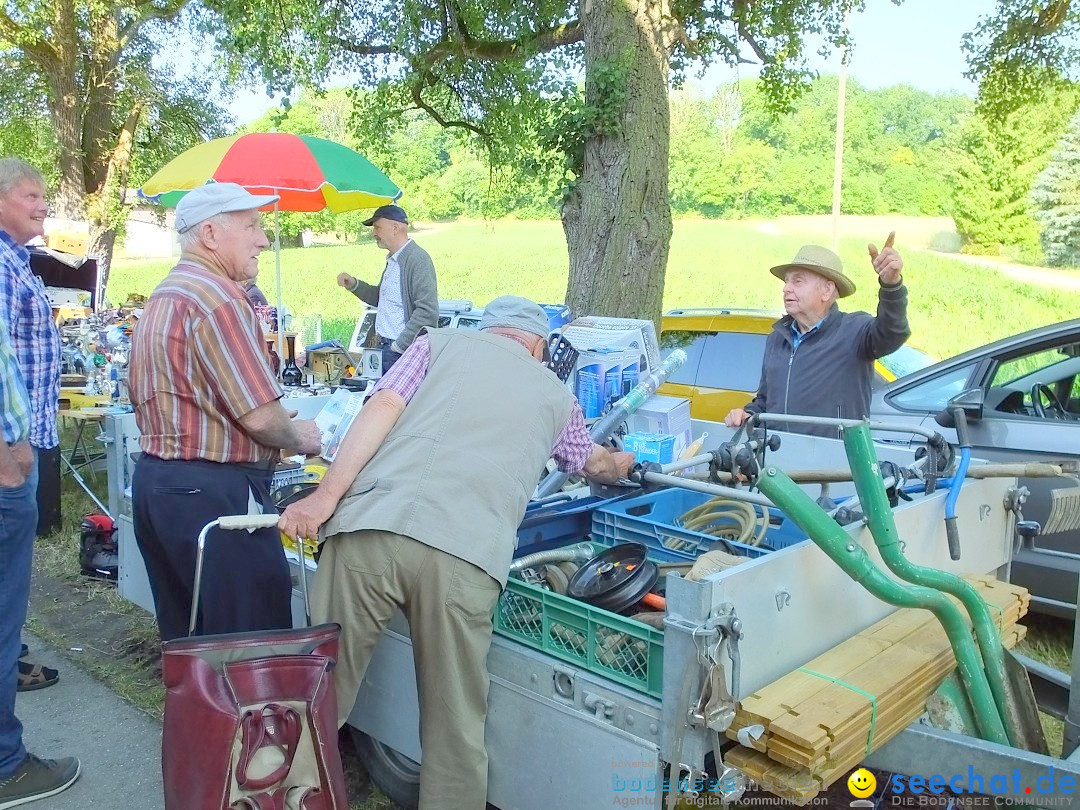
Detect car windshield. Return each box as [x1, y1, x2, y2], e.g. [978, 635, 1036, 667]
[661, 330, 767, 391]
[879, 345, 936, 379]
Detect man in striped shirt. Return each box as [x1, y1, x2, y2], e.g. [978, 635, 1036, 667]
[129, 183, 321, 642]
[0, 321, 80, 806]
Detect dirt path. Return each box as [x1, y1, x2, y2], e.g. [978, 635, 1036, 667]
[921, 249, 1080, 292]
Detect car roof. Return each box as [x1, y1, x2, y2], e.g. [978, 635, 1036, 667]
[661, 307, 783, 333]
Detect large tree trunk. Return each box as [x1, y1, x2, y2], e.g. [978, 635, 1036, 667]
[561, 0, 672, 324]
[45, 72, 84, 220]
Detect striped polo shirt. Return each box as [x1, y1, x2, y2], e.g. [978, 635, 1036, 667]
[129, 262, 283, 464]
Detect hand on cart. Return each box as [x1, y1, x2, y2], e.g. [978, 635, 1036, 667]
[278, 487, 336, 542]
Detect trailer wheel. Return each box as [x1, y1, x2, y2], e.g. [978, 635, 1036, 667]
[349, 727, 421, 809]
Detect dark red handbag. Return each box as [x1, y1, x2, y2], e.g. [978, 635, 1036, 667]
[161, 623, 348, 809]
[160, 515, 347, 809]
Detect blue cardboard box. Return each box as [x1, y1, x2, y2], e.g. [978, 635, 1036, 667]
[623, 432, 677, 464]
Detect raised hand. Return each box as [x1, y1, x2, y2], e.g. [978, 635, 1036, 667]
[337, 272, 356, 289]
[867, 231, 902, 286]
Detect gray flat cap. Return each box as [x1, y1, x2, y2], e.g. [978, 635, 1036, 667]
[479, 296, 550, 339]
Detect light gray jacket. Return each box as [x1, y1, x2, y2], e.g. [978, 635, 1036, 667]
[349, 239, 438, 350]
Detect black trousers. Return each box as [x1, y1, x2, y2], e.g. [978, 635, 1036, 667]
[132, 455, 292, 642]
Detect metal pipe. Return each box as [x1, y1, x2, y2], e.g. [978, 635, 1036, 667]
[658, 452, 714, 474]
[534, 349, 687, 498]
[753, 464, 1010, 746]
[750, 412, 944, 443]
[639, 470, 775, 508]
[509, 541, 596, 573]
[844, 423, 1019, 748]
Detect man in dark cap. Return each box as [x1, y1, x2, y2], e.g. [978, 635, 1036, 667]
[279, 295, 634, 809]
[725, 237, 910, 437]
[336, 204, 438, 372]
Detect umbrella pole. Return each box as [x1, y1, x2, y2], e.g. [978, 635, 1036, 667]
[274, 199, 285, 377]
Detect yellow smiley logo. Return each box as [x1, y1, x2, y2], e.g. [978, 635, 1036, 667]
[847, 768, 876, 798]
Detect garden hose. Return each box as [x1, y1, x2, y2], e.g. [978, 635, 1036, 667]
[667, 496, 768, 553]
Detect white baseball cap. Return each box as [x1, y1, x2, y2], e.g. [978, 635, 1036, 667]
[175, 183, 279, 234]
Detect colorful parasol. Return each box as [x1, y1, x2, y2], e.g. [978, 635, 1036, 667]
[138, 132, 401, 211]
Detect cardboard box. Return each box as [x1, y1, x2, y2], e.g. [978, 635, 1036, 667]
[562, 316, 660, 373]
[623, 432, 677, 464]
[629, 394, 691, 439]
[575, 347, 638, 418]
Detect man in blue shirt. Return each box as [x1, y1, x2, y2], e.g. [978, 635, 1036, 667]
[0, 159, 63, 693]
[0, 317, 80, 806]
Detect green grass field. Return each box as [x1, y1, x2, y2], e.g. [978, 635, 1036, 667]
[109, 219, 1080, 361]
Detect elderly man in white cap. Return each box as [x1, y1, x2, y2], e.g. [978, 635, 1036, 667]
[725, 236, 910, 437]
[128, 183, 321, 642]
[279, 295, 634, 809]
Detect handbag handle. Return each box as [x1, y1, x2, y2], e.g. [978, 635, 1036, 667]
[235, 704, 302, 791]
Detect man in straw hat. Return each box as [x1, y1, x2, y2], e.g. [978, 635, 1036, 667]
[279, 295, 634, 809]
[725, 235, 910, 437]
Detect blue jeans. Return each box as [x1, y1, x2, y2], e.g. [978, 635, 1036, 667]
[0, 454, 38, 776]
[378, 338, 402, 373]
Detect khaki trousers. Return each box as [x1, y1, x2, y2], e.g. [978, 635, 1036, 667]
[312, 529, 501, 810]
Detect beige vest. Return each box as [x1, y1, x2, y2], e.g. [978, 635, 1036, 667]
[324, 329, 576, 586]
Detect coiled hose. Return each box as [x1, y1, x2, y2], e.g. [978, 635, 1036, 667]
[664, 496, 768, 553]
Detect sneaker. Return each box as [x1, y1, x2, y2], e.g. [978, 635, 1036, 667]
[0, 754, 81, 809]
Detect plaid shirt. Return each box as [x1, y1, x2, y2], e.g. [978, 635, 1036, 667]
[374, 333, 593, 473]
[0, 230, 60, 448]
[0, 316, 31, 444]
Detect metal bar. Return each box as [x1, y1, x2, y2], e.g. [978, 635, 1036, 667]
[1018, 654, 1069, 721]
[658, 453, 714, 474]
[865, 723, 1080, 807]
[751, 412, 943, 442]
[640, 470, 775, 508]
[59, 449, 110, 516]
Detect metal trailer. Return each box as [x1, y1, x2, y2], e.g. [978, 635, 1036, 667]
[103, 412, 1080, 808]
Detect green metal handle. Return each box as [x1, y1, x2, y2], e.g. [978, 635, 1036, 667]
[754, 464, 1010, 747]
[843, 423, 1018, 747]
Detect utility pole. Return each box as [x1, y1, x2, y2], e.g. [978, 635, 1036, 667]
[831, 20, 849, 253]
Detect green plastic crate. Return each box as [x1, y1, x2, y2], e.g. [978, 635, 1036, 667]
[494, 576, 664, 698]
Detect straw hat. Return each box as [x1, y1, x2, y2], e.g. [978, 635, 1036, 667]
[769, 245, 856, 298]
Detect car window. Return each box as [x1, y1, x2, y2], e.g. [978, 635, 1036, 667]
[661, 330, 768, 391]
[660, 331, 706, 385]
[879, 345, 936, 379]
[457, 317, 482, 330]
[993, 344, 1080, 387]
[888, 361, 979, 411]
[437, 316, 452, 328]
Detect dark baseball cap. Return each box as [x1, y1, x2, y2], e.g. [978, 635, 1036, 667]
[362, 205, 408, 226]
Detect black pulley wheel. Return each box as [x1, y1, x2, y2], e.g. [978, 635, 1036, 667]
[567, 543, 658, 614]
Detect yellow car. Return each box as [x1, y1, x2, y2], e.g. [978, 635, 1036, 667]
[657, 308, 936, 422]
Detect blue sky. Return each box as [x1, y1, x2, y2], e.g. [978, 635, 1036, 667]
[228, 0, 998, 124]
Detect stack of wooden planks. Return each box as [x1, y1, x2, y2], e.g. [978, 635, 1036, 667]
[724, 576, 1029, 805]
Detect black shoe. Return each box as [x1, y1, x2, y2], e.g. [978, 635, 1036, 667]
[0, 754, 80, 808]
[17, 645, 26, 659]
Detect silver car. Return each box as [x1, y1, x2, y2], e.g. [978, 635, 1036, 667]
[870, 318, 1080, 618]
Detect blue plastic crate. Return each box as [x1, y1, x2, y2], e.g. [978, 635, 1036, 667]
[591, 488, 807, 561]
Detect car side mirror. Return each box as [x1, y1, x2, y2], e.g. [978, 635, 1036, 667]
[935, 388, 984, 429]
